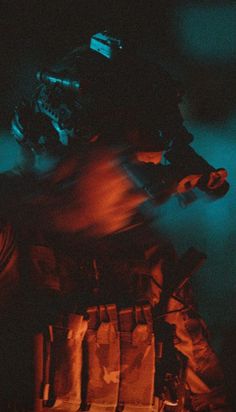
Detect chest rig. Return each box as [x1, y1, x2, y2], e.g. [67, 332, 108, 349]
[31, 243, 205, 412]
[36, 303, 156, 412]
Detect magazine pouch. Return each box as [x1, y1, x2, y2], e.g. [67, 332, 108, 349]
[44, 314, 88, 411]
[85, 304, 120, 412]
[118, 304, 155, 412]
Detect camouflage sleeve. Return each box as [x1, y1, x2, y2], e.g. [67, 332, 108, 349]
[147, 244, 231, 411]
[164, 283, 232, 411]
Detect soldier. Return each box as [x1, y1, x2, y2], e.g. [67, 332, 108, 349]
[0, 32, 231, 411]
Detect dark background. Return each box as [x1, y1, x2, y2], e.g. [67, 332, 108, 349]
[0, 0, 236, 408]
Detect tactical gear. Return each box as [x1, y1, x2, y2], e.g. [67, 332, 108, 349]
[0, 225, 231, 412]
[36, 304, 156, 412]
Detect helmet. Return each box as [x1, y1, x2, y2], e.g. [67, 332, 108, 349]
[12, 31, 185, 155]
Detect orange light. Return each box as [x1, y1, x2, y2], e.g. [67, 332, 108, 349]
[176, 174, 202, 193]
[207, 168, 228, 190]
[135, 151, 163, 165]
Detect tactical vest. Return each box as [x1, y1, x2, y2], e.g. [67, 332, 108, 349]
[33, 302, 186, 412]
[30, 239, 191, 412]
[0, 228, 204, 412]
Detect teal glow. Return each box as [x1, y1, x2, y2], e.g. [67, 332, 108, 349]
[0, 130, 59, 174]
[176, 5, 236, 62]
[153, 113, 236, 338]
[0, 131, 22, 172]
[34, 153, 60, 174]
[42, 74, 80, 89]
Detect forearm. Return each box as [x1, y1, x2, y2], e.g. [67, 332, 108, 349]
[165, 287, 231, 411]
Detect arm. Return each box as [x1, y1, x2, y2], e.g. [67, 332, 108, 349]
[165, 282, 231, 411]
[148, 245, 231, 411]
